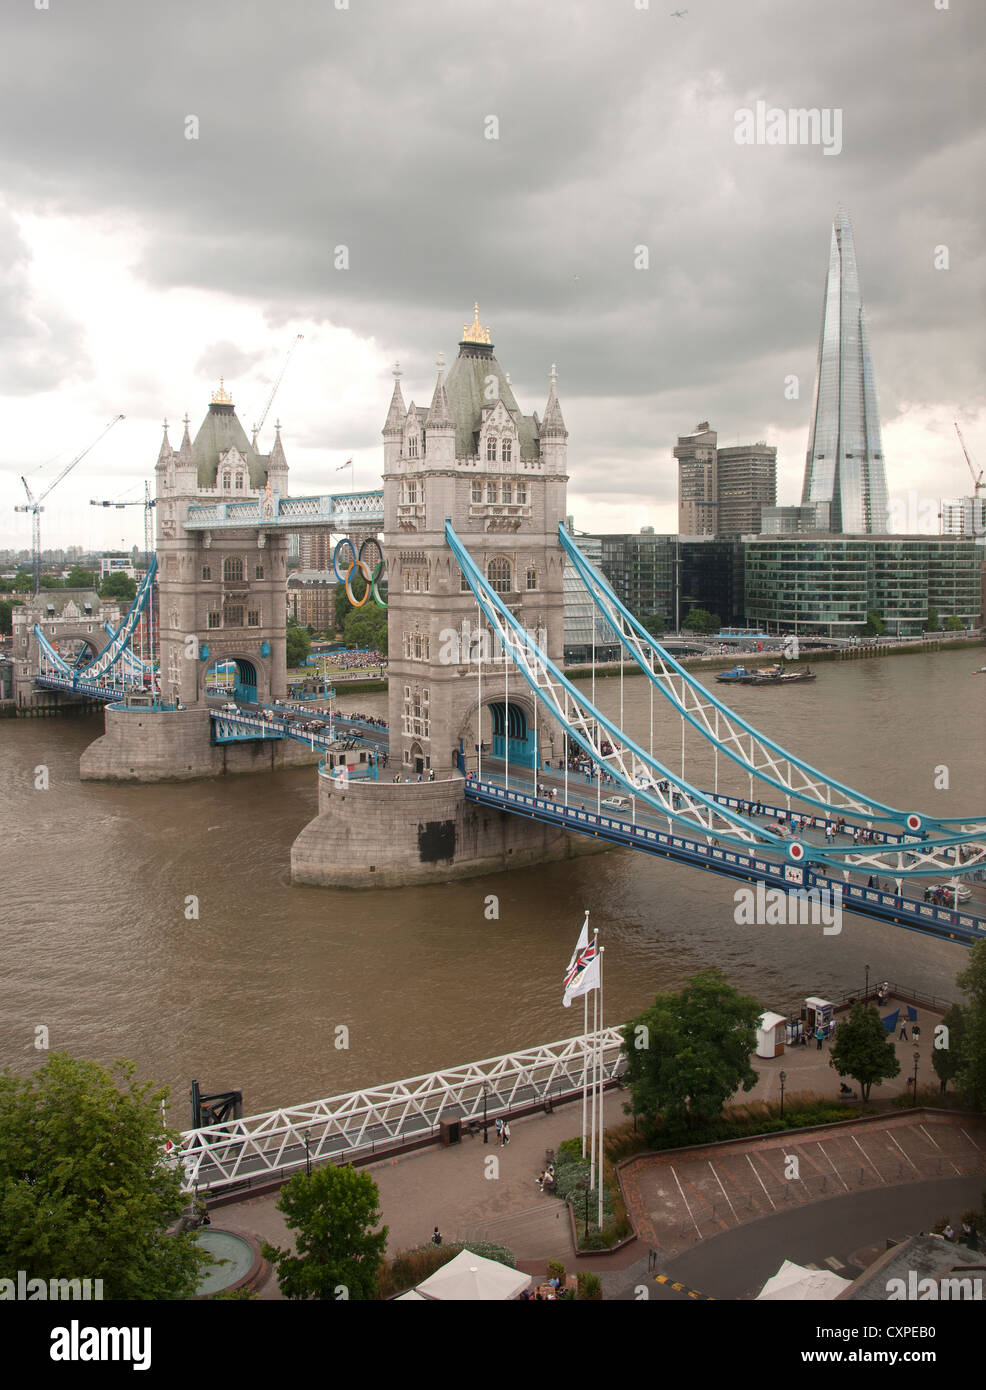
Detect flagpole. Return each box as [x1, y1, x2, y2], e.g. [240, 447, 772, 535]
[588, 927, 599, 1194]
[597, 945, 605, 1230]
[582, 988, 588, 1159]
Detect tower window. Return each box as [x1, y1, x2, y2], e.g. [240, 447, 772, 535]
[501, 439, 512, 463]
[488, 557, 511, 594]
[502, 482, 512, 504]
[235, 473, 244, 489]
[222, 473, 231, 490]
[202, 566, 211, 581]
[224, 557, 244, 582]
[486, 481, 498, 504]
[408, 434, 418, 458]
[516, 482, 527, 504]
[472, 480, 483, 503]
[486, 437, 497, 462]
[527, 566, 538, 590]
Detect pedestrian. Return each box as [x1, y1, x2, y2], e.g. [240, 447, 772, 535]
[495, 1117, 504, 1143]
[816, 1028, 824, 1051]
[912, 1025, 920, 1044]
[899, 1022, 908, 1041]
[432, 1226, 442, 1246]
[502, 1122, 511, 1145]
[943, 1223, 955, 1242]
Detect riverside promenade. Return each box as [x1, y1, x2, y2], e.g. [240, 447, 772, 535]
[213, 994, 981, 1299]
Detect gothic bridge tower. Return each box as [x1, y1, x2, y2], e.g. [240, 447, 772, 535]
[382, 306, 569, 776]
[154, 382, 290, 707]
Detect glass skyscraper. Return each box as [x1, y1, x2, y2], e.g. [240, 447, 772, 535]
[801, 212, 890, 533]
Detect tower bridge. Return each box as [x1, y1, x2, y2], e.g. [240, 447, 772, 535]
[24, 306, 982, 933]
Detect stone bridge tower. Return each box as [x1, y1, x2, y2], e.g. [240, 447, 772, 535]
[154, 383, 290, 707]
[382, 306, 569, 776]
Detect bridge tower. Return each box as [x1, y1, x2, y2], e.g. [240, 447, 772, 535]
[383, 305, 569, 776]
[154, 383, 291, 707]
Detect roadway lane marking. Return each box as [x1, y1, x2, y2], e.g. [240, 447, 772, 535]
[708, 1160, 739, 1223]
[960, 1128, 982, 1152]
[815, 1141, 849, 1192]
[887, 1133, 919, 1172]
[670, 1166, 703, 1241]
[746, 1153, 777, 1211]
[654, 1274, 716, 1301]
[852, 1134, 884, 1182]
[918, 1124, 941, 1150]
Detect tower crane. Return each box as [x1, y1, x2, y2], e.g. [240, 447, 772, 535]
[251, 334, 304, 446]
[954, 422, 984, 497]
[15, 414, 125, 594]
[90, 481, 157, 567]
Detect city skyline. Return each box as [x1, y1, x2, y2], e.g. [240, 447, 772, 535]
[0, 0, 983, 551]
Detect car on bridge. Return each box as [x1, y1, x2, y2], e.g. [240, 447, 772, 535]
[602, 796, 629, 810]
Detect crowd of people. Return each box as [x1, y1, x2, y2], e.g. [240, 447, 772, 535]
[331, 648, 387, 670]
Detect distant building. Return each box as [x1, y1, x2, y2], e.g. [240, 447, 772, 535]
[675, 424, 777, 537]
[574, 530, 744, 633]
[940, 496, 986, 540]
[760, 503, 830, 534]
[801, 211, 890, 533]
[286, 570, 337, 630]
[563, 535, 620, 663]
[100, 556, 139, 580]
[744, 534, 982, 637]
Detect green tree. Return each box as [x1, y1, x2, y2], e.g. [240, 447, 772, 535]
[932, 1003, 967, 1097]
[639, 613, 666, 637]
[40, 574, 64, 590]
[828, 1003, 901, 1101]
[681, 608, 720, 635]
[0, 599, 22, 635]
[864, 610, 885, 636]
[945, 614, 965, 632]
[11, 572, 34, 593]
[924, 606, 940, 632]
[0, 1052, 207, 1299]
[622, 969, 761, 1134]
[955, 940, 986, 1110]
[343, 605, 387, 655]
[262, 1164, 388, 1300]
[286, 622, 311, 669]
[99, 571, 137, 602]
[333, 584, 349, 633]
[66, 567, 95, 589]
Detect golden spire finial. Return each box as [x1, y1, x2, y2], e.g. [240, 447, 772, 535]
[462, 302, 491, 344]
[211, 376, 232, 404]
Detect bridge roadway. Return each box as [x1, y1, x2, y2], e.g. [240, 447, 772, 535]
[209, 700, 389, 754]
[464, 764, 986, 946]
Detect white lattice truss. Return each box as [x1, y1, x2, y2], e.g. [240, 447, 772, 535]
[184, 491, 384, 532]
[447, 523, 986, 882]
[177, 1029, 624, 1192]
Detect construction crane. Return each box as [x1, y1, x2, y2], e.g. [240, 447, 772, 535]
[90, 481, 157, 567]
[954, 422, 984, 497]
[16, 414, 125, 594]
[251, 333, 304, 446]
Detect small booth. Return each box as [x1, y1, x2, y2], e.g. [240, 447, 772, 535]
[804, 996, 834, 1034]
[756, 1011, 787, 1059]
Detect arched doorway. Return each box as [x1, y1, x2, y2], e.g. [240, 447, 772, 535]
[409, 740, 425, 775]
[489, 700, 538, 769]
[205, 657, 259, 705]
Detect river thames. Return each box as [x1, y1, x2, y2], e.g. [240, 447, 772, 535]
[1, 648, 982, 1128]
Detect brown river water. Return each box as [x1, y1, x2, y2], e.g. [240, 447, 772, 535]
[0, 649, 982, 1127]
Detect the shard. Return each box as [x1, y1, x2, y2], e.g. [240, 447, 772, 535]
[801, 212, 890, 533]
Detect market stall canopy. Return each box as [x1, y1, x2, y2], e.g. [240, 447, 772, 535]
[415, 1250, 531, 1301]
[755, 1260, 851, 1301]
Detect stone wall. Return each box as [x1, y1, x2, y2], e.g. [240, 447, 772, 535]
[79, 706, 322, 782]
[290, 771, 610, 888]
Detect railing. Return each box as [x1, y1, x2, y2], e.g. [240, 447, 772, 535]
[177, 1028, 626, 1192]
[184, 490, 384, 532]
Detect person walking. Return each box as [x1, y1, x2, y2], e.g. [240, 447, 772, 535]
[502, 1121, 511, 1146]
[495, 1117, 504, 1144]
[816, 1027, 824, 1051]
[899, 1022, 908, 1041]
[432, 1227, 442, 1246]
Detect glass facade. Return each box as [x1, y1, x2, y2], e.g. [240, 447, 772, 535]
[802, 213, 890, 534]
[744, 536, 983, 637]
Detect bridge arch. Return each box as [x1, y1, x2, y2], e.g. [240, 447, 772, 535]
[456, 690, 554, 775]
[204, 654, 262, 705]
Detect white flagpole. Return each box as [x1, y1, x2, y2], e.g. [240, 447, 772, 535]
[581, 988, 589, 1158]
[588, 927, 599, 1192]
[597, 945, 605, 1229]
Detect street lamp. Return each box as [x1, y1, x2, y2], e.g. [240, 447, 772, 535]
[482, 1084, 488, 1144]
[912, 1049, 920, 1108]
[304, 1128, 312, 1177]
[779, 1070, 787, 1119]
[864, 963, 870, 1003]
[580, 1176, 591, 1241]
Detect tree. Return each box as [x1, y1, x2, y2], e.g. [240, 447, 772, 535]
[99, 571, 137, 602]
[681, 608, 720, 635]
[621, 969, 761, 1134]
[639, 613, 666, 637]
[286, 622, 311, 669]
[864, 610, 885, 636]
[261, 1164, 388, 1300]
[828, 1003, 900, 1101]
[40, 574, 64, 590]
[0, 1052, 207, 1299]
[66, 567, 95, 589]
[333, 584, 349, 633]
[945, 614, 965, 632]
[955, 940, 986, 1111]
[11, 572, 33, 593]
[343, 605, 387, 655]
[924, 606, 940, 632]
[0, 599, 22, 636]
[932, 1003, 967, 1096]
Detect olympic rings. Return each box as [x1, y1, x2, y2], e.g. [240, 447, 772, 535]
[333, 537, 388, 609]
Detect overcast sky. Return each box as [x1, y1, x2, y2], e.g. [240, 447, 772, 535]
[1, 0, 983, 552]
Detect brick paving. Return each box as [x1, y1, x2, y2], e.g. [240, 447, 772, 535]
[620, 1111, 986, 1262]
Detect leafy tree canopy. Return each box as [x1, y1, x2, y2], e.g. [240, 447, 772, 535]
[99, 571, 137, 601]
[622, 969, 761, 1133]
[286, 622, 312, 669]
[66, 567, 95, 589]
[262, 1164, 388, 1301]
[924, 606, 940, 632]
[0, 1052, 206, 1299]
[864, 610, 885, 636]
[932, 1003, 967, 1095]
[681, 608, 720, 635]
[342, 605, 387, 655]
[955, 940, 986, 1110]
[945, 614, 965, 632]
[828, 1003, 901, 1101]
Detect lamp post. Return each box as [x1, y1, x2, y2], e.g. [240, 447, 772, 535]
[864, 963, 870, 1003]
[482, 1084, 488, 1144]
[304, 1128, 312, 1177]
[580, 1176, 591, 1241]
[912, 1049, 920, 1108]
[779, 1069, 787, 1119]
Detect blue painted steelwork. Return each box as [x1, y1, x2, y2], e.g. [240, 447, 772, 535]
[464, 778, 986, 946]
[183, 491, 384, 533]
[446, 522, 985, 881]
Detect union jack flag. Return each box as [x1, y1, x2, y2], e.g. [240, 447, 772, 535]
[563, 912, 599, 1007]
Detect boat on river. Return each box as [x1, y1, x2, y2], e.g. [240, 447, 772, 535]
[715, 665, 762, 684]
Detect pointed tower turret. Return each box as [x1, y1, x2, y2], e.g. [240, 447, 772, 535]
[156, 420, 172, 469]
[425, 353, 455, 469]
[173, 413, 197, 494]
[266, 419, 289, 495]
[382, 363, 406, 472]
[540, 364, 568, 480]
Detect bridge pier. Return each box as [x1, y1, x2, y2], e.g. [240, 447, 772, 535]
[290, 771, 609, 889]
[80, 705, 322, 782]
